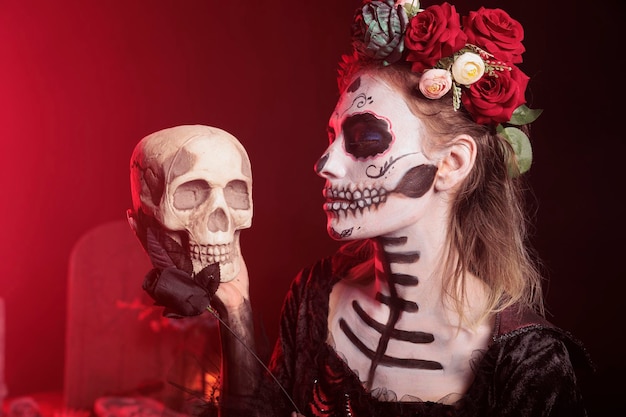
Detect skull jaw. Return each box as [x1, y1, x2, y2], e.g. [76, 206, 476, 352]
[216, 260, 239, 283]
[155, 228, 242, 283]
[190, 256, 240, 283]
[189, 233, 243, 283]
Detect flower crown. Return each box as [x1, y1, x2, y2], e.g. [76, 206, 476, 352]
[340, 0, 542, 175]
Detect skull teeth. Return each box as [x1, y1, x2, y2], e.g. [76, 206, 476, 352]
[190, 243, 232, 264]
[323, 186, 387, 217]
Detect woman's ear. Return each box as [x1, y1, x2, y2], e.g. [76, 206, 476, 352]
[434, 134, 476, 192]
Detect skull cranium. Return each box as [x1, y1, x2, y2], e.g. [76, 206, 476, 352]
[129, 125, 252, 282]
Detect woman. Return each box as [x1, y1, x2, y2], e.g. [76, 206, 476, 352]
[196, 1, 591, 416]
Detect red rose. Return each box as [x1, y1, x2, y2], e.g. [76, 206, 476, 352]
[461, 65, 529, 125]
[463, 7, 525, 64]
[404, 2, 467, 73]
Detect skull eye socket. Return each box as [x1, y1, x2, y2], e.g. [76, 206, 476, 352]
[172, 179, 210, 210]
[224, 180, 250, 210]
[342, 113, 392, 159]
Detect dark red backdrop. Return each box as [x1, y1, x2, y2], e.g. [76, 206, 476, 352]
[0, 1, 622, 415]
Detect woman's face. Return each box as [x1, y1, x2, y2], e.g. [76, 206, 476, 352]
[315, 73, 439, 241]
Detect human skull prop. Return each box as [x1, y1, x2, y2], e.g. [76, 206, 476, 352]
[129, 125, 252, 282]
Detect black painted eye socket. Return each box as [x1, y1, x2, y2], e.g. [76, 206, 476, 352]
[342, 113, 392, 159]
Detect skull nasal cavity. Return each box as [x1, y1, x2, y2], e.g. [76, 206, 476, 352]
[208, 208, 229, 232]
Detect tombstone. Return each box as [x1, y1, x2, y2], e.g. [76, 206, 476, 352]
[64, 220, 221, 413]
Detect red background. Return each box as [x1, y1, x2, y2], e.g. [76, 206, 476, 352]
[0, 1, 622, 415]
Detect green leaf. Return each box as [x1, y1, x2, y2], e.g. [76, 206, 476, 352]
[502, 126, 533, 176]
[508, 104, 543, 125]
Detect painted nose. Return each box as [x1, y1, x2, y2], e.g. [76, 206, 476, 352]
[314, 142, 346, 179]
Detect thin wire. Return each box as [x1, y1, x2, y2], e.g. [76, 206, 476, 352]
[206, 306, 302, 415]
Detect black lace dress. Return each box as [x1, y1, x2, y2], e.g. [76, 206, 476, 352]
[223, 253, 592, 417]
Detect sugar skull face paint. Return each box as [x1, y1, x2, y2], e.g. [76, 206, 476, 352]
[315, 74, 438, 240]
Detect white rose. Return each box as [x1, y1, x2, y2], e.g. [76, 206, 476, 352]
[396, 0, 422, 14]
[451, 52, 485, 85]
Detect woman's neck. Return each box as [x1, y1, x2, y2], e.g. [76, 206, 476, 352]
[328, 230, 494, 399]
[374, 225, 446, 303]
[372, 226, 489, 329]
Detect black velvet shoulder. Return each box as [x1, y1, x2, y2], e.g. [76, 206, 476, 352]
[494, 305, 594, 384]
[458, 306, 594, 417]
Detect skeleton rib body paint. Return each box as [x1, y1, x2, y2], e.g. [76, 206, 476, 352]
[318, 74, 454, 397]
[341, 237, 442, 378]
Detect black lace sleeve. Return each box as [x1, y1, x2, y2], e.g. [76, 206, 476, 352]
[254, 258, 338, 416]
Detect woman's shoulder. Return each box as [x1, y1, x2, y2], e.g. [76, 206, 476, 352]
[494, 304, 552, 337]
[465, 307, 593, 416]
[491, 305, 594, 376]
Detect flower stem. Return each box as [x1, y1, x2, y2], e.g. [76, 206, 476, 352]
[206, 306, 302, 415]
